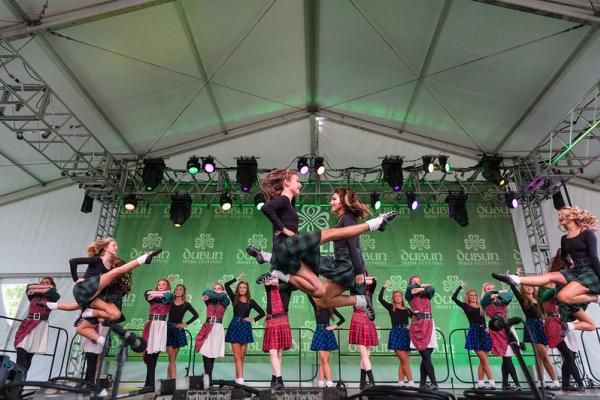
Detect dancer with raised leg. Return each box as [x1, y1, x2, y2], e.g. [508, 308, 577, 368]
[166, 284, 198, 379]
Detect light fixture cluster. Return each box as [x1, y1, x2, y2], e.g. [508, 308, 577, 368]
[297, 156, 325, 176]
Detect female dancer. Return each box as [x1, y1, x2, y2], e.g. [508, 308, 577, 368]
[307, 295, 345, 388]
[262, 277, 294, 390]
[224, 273, 265, 385]
[405, 276, 438, 390]
[13, 277, 59, 376]
[166, 284, 198, 379]
[451, 283, 494, 390]
[349, 275, 377, 390]
[143, 278, 173, 390]
[195, 283, 230, 385]
[481, 283, 520, 391]
[379, 281, 413, 387]
[249, 169, 397, 304]
[494, 206, 600, 305]
[45, 238, 161, 345]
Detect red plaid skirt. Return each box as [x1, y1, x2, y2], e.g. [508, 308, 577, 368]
[349, 312, 378, 346]
[262, 315, 292, 352]
[544, 316, 563, 348]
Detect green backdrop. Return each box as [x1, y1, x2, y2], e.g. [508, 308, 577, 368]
[112, 199, 530, 385]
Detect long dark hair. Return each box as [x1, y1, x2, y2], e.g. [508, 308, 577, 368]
[260, 168, 298, 201]
[334, 188, 370, 219]
[234, 281, 251, 304]
[41, 276, 56, 288]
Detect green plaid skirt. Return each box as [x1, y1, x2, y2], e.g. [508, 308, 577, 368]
[271, 231, 322, 275]
[319, 250, 356, 289]
[560, 264, 600, 294]
[73, 274, 101, 309]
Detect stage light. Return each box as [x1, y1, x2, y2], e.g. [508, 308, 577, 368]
[236, 157, 258, 193]
[170, 194, 192, 228]
[142, 158, 165, 191]
[16, 131, 23, 140]
[407, 192, 419, 210]
[186, 156, 200, 176]
[202, 157, 216, 173]
[370, 193, 381, 210]
[123, 194, 138, 211]
[446, 193, 469, 227]
[553, 190, 565, 210]
[254, 193, 266, 210]
[422, 156, 435, 173]
[314, 157, 325, 175]
[41, 130, 51, 139]
[297, 157, 310, 175]
[80, 192, 93, 213]
[504, 192, 519, 209]
[220, 193, 232, 211]
[481, 155, 505, 187]
[439, 156, 451, 173]
[382, 156, 403, 191]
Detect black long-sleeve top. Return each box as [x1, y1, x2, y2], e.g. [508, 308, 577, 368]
[69, 256, 109, 282]
[451, 286, 485, 324]
[261, 195, 299, 235]
[510, 285, 542, 319]
[265, 283, 293, 314]
[561, 229, 600, 279]
[168, 301, 199, 325]
[225, 278, 265, 321]
[307, 296, 345, 326]
[335, 213, 366, 274]
[378, 287, 412, 325]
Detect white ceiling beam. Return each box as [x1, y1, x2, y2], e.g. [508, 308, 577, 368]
[0, 177, 74, 206]
[0, 148, 44, 183]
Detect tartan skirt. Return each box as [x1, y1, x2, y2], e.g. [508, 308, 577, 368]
[311, 324, 338, 351]
[388, 324, 411, 351]
[349, 312, 378, 347]
[523, 318, 548, 345]
[73, 274, 100, 309]
[271, 231, 322, 275]
[167, 322, 188, 348]
[262, 315, 292, 352]
[225, 317, 254, 344]
[544, 315, 563, 348]
[318, 251, 356, 288]
[560, 263, 600, 294]
[465, 323, 492, 351]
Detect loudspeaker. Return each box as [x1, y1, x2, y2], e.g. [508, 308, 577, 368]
[259, 387, 347, 400]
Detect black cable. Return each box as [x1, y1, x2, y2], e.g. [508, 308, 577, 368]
[347, 385, 455, 400]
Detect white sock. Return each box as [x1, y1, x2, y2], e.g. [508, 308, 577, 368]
[407, 381, 414, 387]
[326, 381, 334, 387]
[488, 380, 495, 387]
[508, 274, 520, 284]
[355, 295, 367, 308]
[366, 216, 383, 231]
[45, 302, 58, 310]
[567, 322, 575, 331]
[136, 253, 148, 264]
[317, 380, 325, 388]
[552, 380, 559, 386]
[234, 378, 244, 384]
[95, 336, 106, 346]
[262, 251, 272, 263]
[270, 269, 290, 283]
[82, 308, 95, 318]
[477, 380, 485, 387]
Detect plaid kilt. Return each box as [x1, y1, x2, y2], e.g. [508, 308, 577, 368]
[73, 274, 100, 309]
[167, 322, 188, 348]
[262, 315, 292, 352]
[523, 318, 548, 345]
[225, 317, 254, 344]
[271, 231, 322, 275]
[318, 251, 356, 288]
[388, 324, 411, 351]
[311, 324, 338, 351]
[465, 323, 492, 351]
[544, 315, 563, 348]
[560, 264, 600, 294]
[349, 312, 378, 346]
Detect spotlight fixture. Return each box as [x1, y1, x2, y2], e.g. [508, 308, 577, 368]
[80, 192, 93, 214]
[297, 157, 310, 175]
[407, 192, 419, 210]
[187, 156, 200, 176]
[236, 157, 258, 193]
[481, 155, 505, 187]
[370, 193, 381, 210]
[446, 192, 469, 227]
[504, 192, 519, 209]
[220, 193, 232, 211]
[439, 156, 451, 174]
[170, 194, 192, 228]
[41, 130, 51, 139]
[202, 156, 216, 173]
[142, 158, 166, 191]
[552, 190, 566, 210]
[123, 194, 138, 211]
[254, 193, 266, 211]
[381, 156, 404, 191]
[16, 131, 23, 140]
[314, 157, 325, 175]
[422, 156, 435, 173]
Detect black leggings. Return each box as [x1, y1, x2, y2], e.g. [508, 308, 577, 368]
[84, 353, 99, 384]
[418, 348, 437, 385]
[16, 348, 34, 375]
[203, 356, 215, 383]
[556, 341, 583, 386]
[501, 356, 519, 387]
[143, 352, 160, 388]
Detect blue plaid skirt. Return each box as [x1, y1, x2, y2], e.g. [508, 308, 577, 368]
[166, 322, 188, 348]
[225, 317, 254, 344]
[388, 324, 411, 351]
[311, 324, 338, 351]
[465, 323, 492, 351]
[523, 318, 548, 345]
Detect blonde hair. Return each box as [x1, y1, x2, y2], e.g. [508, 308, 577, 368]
[87, 237, 116, 257]
[391, 290, 405, 311]
[334, 188, 371, 219]
[558, 206, 598, 231]
[260, 168, 299, 201]
[155, 278, 171, 291]
[464, 289, 479, 306]
[214, 282, 224, 291]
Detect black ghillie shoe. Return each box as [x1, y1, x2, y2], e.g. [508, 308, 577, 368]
[144, 248, 162, 264]
[377, 211, 398, 231]
[246, 245, 266, 264]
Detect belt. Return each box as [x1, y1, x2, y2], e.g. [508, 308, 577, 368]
[573, 258, 592, 268]
[266, 313, 286, 320]
[205, 316, 222, 324]
[148, 314, 167, 321]
[413, 312, 432, 320]
[27, 313, 48, 321]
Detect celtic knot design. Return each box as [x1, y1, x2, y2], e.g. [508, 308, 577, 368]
[464, 234, 485, 251]
[194, 233, 214, 250]
[409, 234, 430, 251]
[248, 234, 267, 249]
[360, 235, 375, 251]
[298, 206, 330, 231]
[142, 233, 161, 249]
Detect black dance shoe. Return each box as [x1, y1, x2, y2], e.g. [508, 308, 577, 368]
[144, 248, 162, 264]
[364, 295, 376, 321]
[377, 211, 398, 232]
[491, 272, 516, 286]
[246, 245, 266, 264]
[256, 272, 273, 285]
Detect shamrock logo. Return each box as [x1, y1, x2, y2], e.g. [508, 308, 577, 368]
[388, 275, 407, 291]
[360, 235, 376, 251]
[167, 274, 184, 285]
[464, 234, 485, 251]
[248, 234, 267, 249]
[125, 318, 144, 330]
[409, 234, 430, 251]
[194, 233, 214, 250]
[218, 274, 234, 284]
[301, 320, 317, 338]
[443, 275, 464, 293]
[298, 206, 330, 231]
[142, 233, 162, 249]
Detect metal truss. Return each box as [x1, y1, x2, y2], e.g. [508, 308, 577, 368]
[65, 334, 84, 378]
[95, 200, 120, 239]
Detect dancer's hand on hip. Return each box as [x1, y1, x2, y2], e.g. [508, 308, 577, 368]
[282, 228, 295, 237]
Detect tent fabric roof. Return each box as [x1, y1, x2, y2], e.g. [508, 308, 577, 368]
[1, 0, 600, 198]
